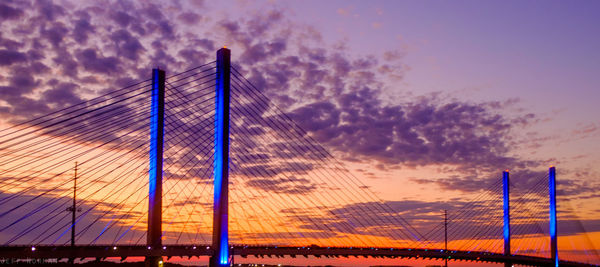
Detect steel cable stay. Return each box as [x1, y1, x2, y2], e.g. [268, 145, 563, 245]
[228, 77, 420, 245]
[230, 68, 428, 244]
[0, 93, 151, 165]
[0, 80, 153, 140]
[228, 101, 386, 247]
[229, 125, 371, 247]
[0, 103, 151, 196]
[0, 121, 151, 222]
[227, 88, 387, 239]
[166, 82, 302, 246]
[228, 89, 402, 245]
[0, 82, 218, 247]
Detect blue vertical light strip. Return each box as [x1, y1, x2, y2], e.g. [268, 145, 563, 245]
[149, 69, 158, 224]
[549, 166, 558, 267]
[214, 80, 228, 265]
[148, 68, 164, 254]
[213, 48, 230, 266]
[503, 170, 510, 257]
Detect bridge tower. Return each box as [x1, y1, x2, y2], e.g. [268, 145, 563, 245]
[146, 68, 165, 267]
[503, 170, 511, 267]
[549, 166, 558, 266]
[211, 48, 231, 267]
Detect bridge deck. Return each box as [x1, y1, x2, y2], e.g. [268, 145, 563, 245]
[0, 245, 594, 267]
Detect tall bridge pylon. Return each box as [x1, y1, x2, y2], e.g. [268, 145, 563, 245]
[211, 48, 231, 267]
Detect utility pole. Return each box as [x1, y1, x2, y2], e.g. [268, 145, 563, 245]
[71, 162, 77, 247]
[66, 162, 79, 265]
[444, 209, 448, 267]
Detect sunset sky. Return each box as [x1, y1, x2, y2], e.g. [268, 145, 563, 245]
[1, 0, 599, 266]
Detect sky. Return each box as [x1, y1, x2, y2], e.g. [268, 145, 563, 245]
[0, 0, 599, 266]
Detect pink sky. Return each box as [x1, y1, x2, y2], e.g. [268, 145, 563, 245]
[0, 0, 599, 266]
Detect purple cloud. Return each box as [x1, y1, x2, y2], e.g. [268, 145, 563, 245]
[0, 0, 582, 222]
[75, 48, 121, 74]
[0, 3, 24, 20]
[0, 49, 27, 66]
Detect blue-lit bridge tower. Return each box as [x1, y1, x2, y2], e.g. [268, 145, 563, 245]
[211, 47, 231, 267]
[147, 68, 165, 267]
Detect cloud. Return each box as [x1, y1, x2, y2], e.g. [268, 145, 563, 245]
[244, 176, 317, 195]
[0, 4, 22, 20]
[411, 168, 600, 197]
[177, 12, 202, 25]
[72, 17, 95, 44]
[0, 0, 542, 177]
[0, 191, 145, 245]
[281, 199, 502, 243]
[281, 198, 600, 246]
[0, 0, 591, 244]
[42, 81, 82, 107]
[0, 49, 27, 66]
[36, 0, 66, 21]
[288, 93, 527, 172]
[40, 22, 69, 48]
[75, 48, 121, 74]
[110, 10, 134, 28]
[110, 29, 145, 60]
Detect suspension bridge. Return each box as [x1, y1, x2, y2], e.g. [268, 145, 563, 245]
[0, 48, 598, 267]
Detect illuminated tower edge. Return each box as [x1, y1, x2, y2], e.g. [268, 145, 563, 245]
[549, 166, 558, 266]
[211, 48, 231, 267]
[503, 170, 511, 267]
[147, 68, 165, 267]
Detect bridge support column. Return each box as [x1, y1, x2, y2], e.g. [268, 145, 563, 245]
[549, 166, 558, 267]
[146, 68, 165, 267]
[211, 48, 231, 267]
[503, 170, 511, 267]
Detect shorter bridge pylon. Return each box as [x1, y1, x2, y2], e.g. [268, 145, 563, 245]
[503, 170, 511, 267]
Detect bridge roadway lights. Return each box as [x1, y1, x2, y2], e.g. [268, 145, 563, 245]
[145, 256, 163, 267]
[0, 245, 595, 266]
